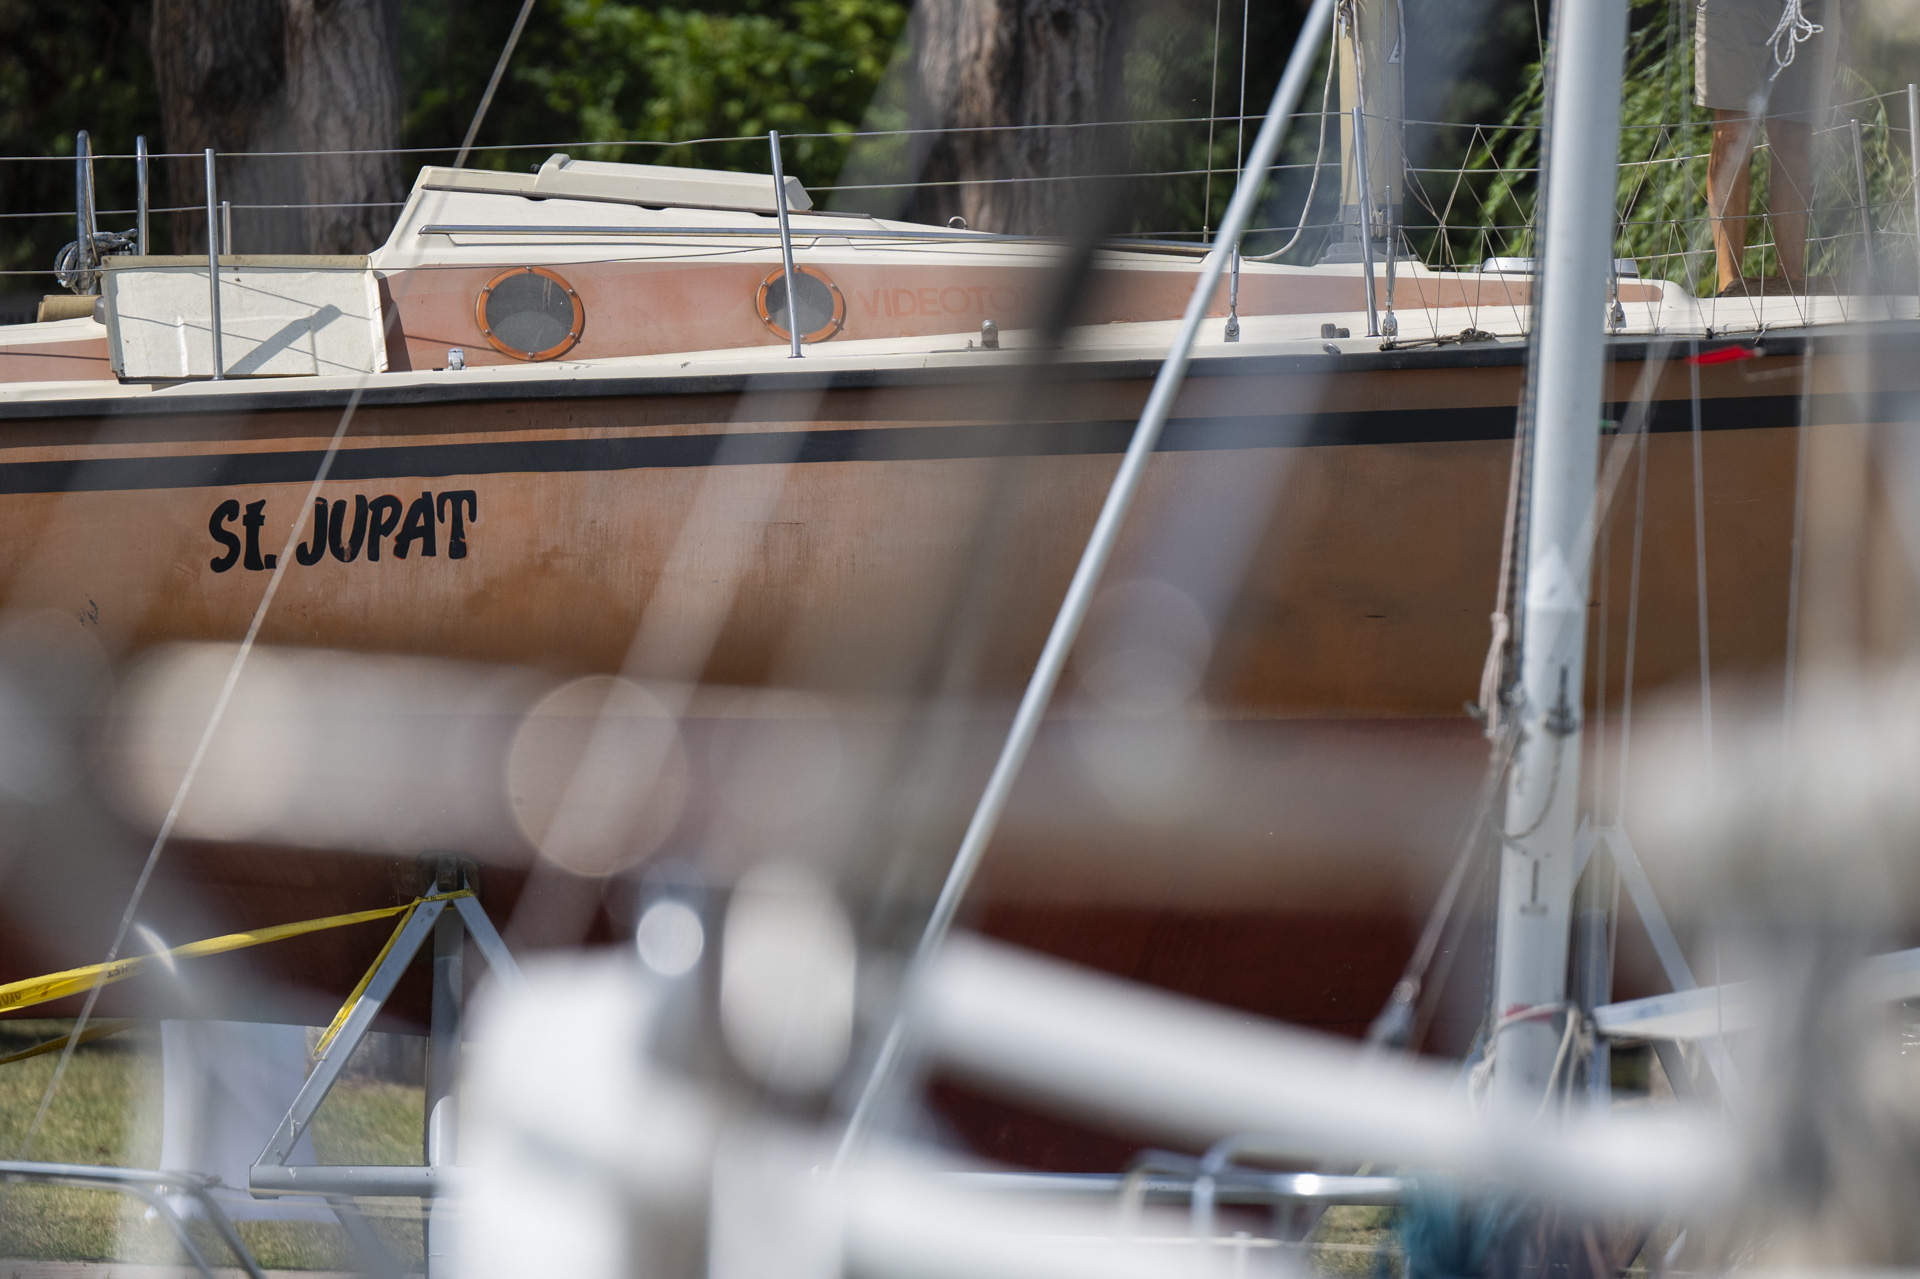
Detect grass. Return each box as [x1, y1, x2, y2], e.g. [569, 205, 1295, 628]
[0, 1018, 1413, 1275]
[1307, 1206, 1401, 1278]
[0, 1020, 426, 1272]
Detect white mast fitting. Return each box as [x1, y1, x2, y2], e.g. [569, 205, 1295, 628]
[1489, 0, 1630, 1108]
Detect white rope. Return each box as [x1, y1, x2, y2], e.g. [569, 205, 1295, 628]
[1467, 1001, 1565, 1109]
[1533, 1009, 1588, 1123]
[1766, 0, 1824, 82]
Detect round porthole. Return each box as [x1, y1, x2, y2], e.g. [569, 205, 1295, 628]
[755, 266, 845, 344]
[477, 266, 584, 361]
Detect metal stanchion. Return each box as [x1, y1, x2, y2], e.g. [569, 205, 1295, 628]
[1351, 107, 1378, 338]
[74, 130, 98, 292]
[1851, 118, 1877, 281]
[204, 149, 223, 380]
[769, 130, 803, 358]
[135, 136, 149, 256]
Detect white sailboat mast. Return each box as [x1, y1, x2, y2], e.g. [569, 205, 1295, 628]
[1489, 0, 1630, 1106]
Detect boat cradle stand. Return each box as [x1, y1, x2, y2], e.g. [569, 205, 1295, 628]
[249, 857, 523, 1277]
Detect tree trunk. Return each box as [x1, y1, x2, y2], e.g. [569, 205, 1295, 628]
[906, 0, 1126, 235]
[150, 0, 401, 255]
[285, 0, 404, 254]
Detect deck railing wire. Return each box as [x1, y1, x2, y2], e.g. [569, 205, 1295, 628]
[9, 87, 1920, 297]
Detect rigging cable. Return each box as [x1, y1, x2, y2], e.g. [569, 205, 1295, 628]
[15, 387, 373, 1159]
[455, 0, 540, 170]
[1250, 19, 1339, 260]
[1237, 0, 1251, 182]
[1203, 0, 1226, 234]
[15, 2, 547, 1155]
[1363, 722, 1520, 1051]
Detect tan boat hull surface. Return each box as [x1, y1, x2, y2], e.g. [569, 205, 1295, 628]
[0, 348, 1876, 1089]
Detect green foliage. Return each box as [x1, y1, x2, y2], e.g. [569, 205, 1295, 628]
[399, 0, 905, 199]
[523, 0, 906, 188]
[1440, 0, 1918, 288]
[0, 0, 165, 281]
[0, 0, 906, 289]
[0, 1020, 426, 1270]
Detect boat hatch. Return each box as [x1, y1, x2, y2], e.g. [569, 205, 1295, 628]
[102, 255, 387, 380]
[417, 152, 812, 215]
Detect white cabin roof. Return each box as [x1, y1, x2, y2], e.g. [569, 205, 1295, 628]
[413, 152, 811, 214]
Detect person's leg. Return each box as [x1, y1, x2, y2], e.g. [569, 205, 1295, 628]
[1709, 108, 1758, 291]
[1766, 118, 1812, 285]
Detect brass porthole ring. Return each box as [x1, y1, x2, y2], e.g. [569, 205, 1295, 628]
[755, 265, 846, 344]
[477, 266, 585, 361]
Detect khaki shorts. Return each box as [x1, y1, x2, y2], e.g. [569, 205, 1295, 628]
[1695, 0, 1836, 121]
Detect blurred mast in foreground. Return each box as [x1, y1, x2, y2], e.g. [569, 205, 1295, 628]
[1488, 0, 1629, 1107]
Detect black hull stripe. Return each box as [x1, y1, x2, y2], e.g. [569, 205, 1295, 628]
[0, 390, 1883, 496]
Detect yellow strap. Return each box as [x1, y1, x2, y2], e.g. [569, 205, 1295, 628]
[314, 901, 419, 1058]
[0, 890, 476, 1016]
[0, 1019, 137, 1066]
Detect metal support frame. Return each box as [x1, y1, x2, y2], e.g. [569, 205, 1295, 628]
[1569, 834, 1615, 1109]
[949, 1169, 1403, 1207]
[1578, 824, 1740, 1096]
[204, 149, 223, 380]
[1185, 1133, 1392, 1248]
[1488, 0, 1629, 1108]
[251, 884, 520, 1203]
[1851, 117, 1877, 281]
[1351, 106, 1379, 338]
[0, 1161, 267, 1279]
[1224, 246, 1241, 342]
[769, 130, 802, 359]
[426, 864, 465, 1279]
[1596, 942, 1920, 1040]
[1381, 200, 1399, 339]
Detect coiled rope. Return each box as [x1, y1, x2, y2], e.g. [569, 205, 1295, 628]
[1767, 0, 1824, 82]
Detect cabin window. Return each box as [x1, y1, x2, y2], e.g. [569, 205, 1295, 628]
[477, 266, 584, 360]
[756, 266, 845, 344]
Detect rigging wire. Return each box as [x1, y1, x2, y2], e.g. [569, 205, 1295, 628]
[14, 0, 547, 1158]
[1250, 8, 1339, 260]
[15, 385, 373, 1159]
[1237, 0, 1251, 182]
[455, 0, 540, 170]
[1203, 0, 1226, 234]
[1363, 723, 1521, 1051]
